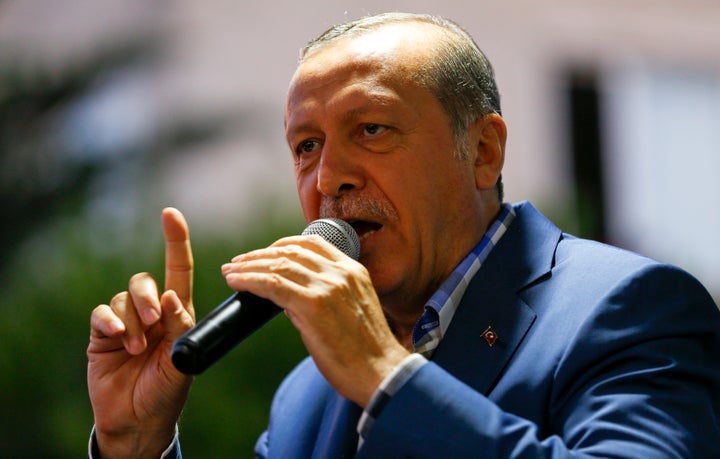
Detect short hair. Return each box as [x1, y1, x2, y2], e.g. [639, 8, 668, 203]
[299, 12, 504, 201]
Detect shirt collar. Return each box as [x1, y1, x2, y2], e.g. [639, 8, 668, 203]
[413, 203, 516, 356]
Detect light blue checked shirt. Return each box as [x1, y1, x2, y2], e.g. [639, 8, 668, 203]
[357, 203, 516, 443]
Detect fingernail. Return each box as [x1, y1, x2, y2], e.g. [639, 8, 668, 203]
[108, 318, 125, 335]
[128, 335, 145, 355]
[221, 263, 232, 274]
[142, 307, 160, 324]
[163, 290, 182, 314]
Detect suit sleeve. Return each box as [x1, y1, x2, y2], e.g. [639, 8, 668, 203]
[255, 431, 269, 459]
[357, 264, 720, 459]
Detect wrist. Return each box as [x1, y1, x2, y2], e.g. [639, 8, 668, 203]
[358, 353, 428, 442]
[94, 424, 177, 459]
[358, 345, 412, 407]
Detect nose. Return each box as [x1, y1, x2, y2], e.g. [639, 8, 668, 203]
[316, 139, 365, 197]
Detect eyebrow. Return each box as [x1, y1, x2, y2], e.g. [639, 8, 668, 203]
[286, 93, 407, 140]
[342, 105, 382, 123]
[338, 93, 408, 127]
[285, 116, 319, 142]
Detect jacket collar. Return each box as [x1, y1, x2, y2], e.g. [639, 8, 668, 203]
[432, 201, 562, 395]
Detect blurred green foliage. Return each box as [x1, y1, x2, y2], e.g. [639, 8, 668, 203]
[0, 213, 308, 457]
[0, 29, 311, 457]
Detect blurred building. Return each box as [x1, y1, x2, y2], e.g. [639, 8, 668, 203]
[1, 0, 718, 296]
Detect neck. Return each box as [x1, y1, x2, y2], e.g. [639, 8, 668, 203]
[380, 200, 504, 352]
[382, 304, 423, 352]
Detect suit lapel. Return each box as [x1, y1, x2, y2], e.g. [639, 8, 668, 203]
[432, 276, 536, 395]
[432, 202, 561, 395]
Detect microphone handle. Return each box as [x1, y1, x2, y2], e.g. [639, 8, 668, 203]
[171, 292, 282, 375]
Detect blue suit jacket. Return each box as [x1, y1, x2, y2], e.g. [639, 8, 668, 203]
[255, 201, 720, 458]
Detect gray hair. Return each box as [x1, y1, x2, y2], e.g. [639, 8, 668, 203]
[299, 12, 504, 201]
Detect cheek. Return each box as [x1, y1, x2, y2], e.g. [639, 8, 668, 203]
[296, 172, 321, 221]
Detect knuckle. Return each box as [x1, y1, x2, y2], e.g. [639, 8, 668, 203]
[277, 245, 301, 259]
[130, 271, 155, 285]
[90, 304, 108, 324]
[166, 261, 191, 273]
[111, 291, 128, 305]
[275, 257, 291, 273]
[342, 262, 370, 285]
[269, 272, 284, 288]
[89, 304, 121, 336]
[90, 304, 106, 315]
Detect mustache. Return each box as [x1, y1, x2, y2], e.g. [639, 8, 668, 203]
[319, 194, 397, 222]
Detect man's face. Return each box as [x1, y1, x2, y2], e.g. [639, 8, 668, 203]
[285, 24, 487, 311]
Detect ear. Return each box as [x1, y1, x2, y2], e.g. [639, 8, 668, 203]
[468, 114, 506, 191]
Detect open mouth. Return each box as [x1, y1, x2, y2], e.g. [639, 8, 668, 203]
[348, 220, 383, 241]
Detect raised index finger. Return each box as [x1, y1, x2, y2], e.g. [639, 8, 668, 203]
[162, 207, 194, 309]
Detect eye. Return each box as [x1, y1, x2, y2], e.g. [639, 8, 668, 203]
[362, 123, 387, 137]
[296, 139, 321, 155]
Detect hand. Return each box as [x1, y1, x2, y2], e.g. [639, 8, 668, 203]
[221, 234, 409, 407]
[87, 208, 196, 458]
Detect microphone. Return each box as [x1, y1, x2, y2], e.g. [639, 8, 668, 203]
[171, 218, 360, 375]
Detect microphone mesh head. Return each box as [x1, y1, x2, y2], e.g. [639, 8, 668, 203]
[302, 218, 361, 261]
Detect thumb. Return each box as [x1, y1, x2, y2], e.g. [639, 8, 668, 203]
[160, 290, 195, 341]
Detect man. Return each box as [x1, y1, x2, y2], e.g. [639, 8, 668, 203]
[87, 12, 720, 458]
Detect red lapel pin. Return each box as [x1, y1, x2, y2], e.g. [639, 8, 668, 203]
[482, 326, 498, 347]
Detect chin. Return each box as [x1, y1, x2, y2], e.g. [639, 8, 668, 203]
[364, 263, 405, 296]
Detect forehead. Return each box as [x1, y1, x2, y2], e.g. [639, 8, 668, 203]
[286, 23, 442, 120]
[303, 21, 443, 69]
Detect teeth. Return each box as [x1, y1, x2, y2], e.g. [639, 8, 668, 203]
[359, 229, 376, 242]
